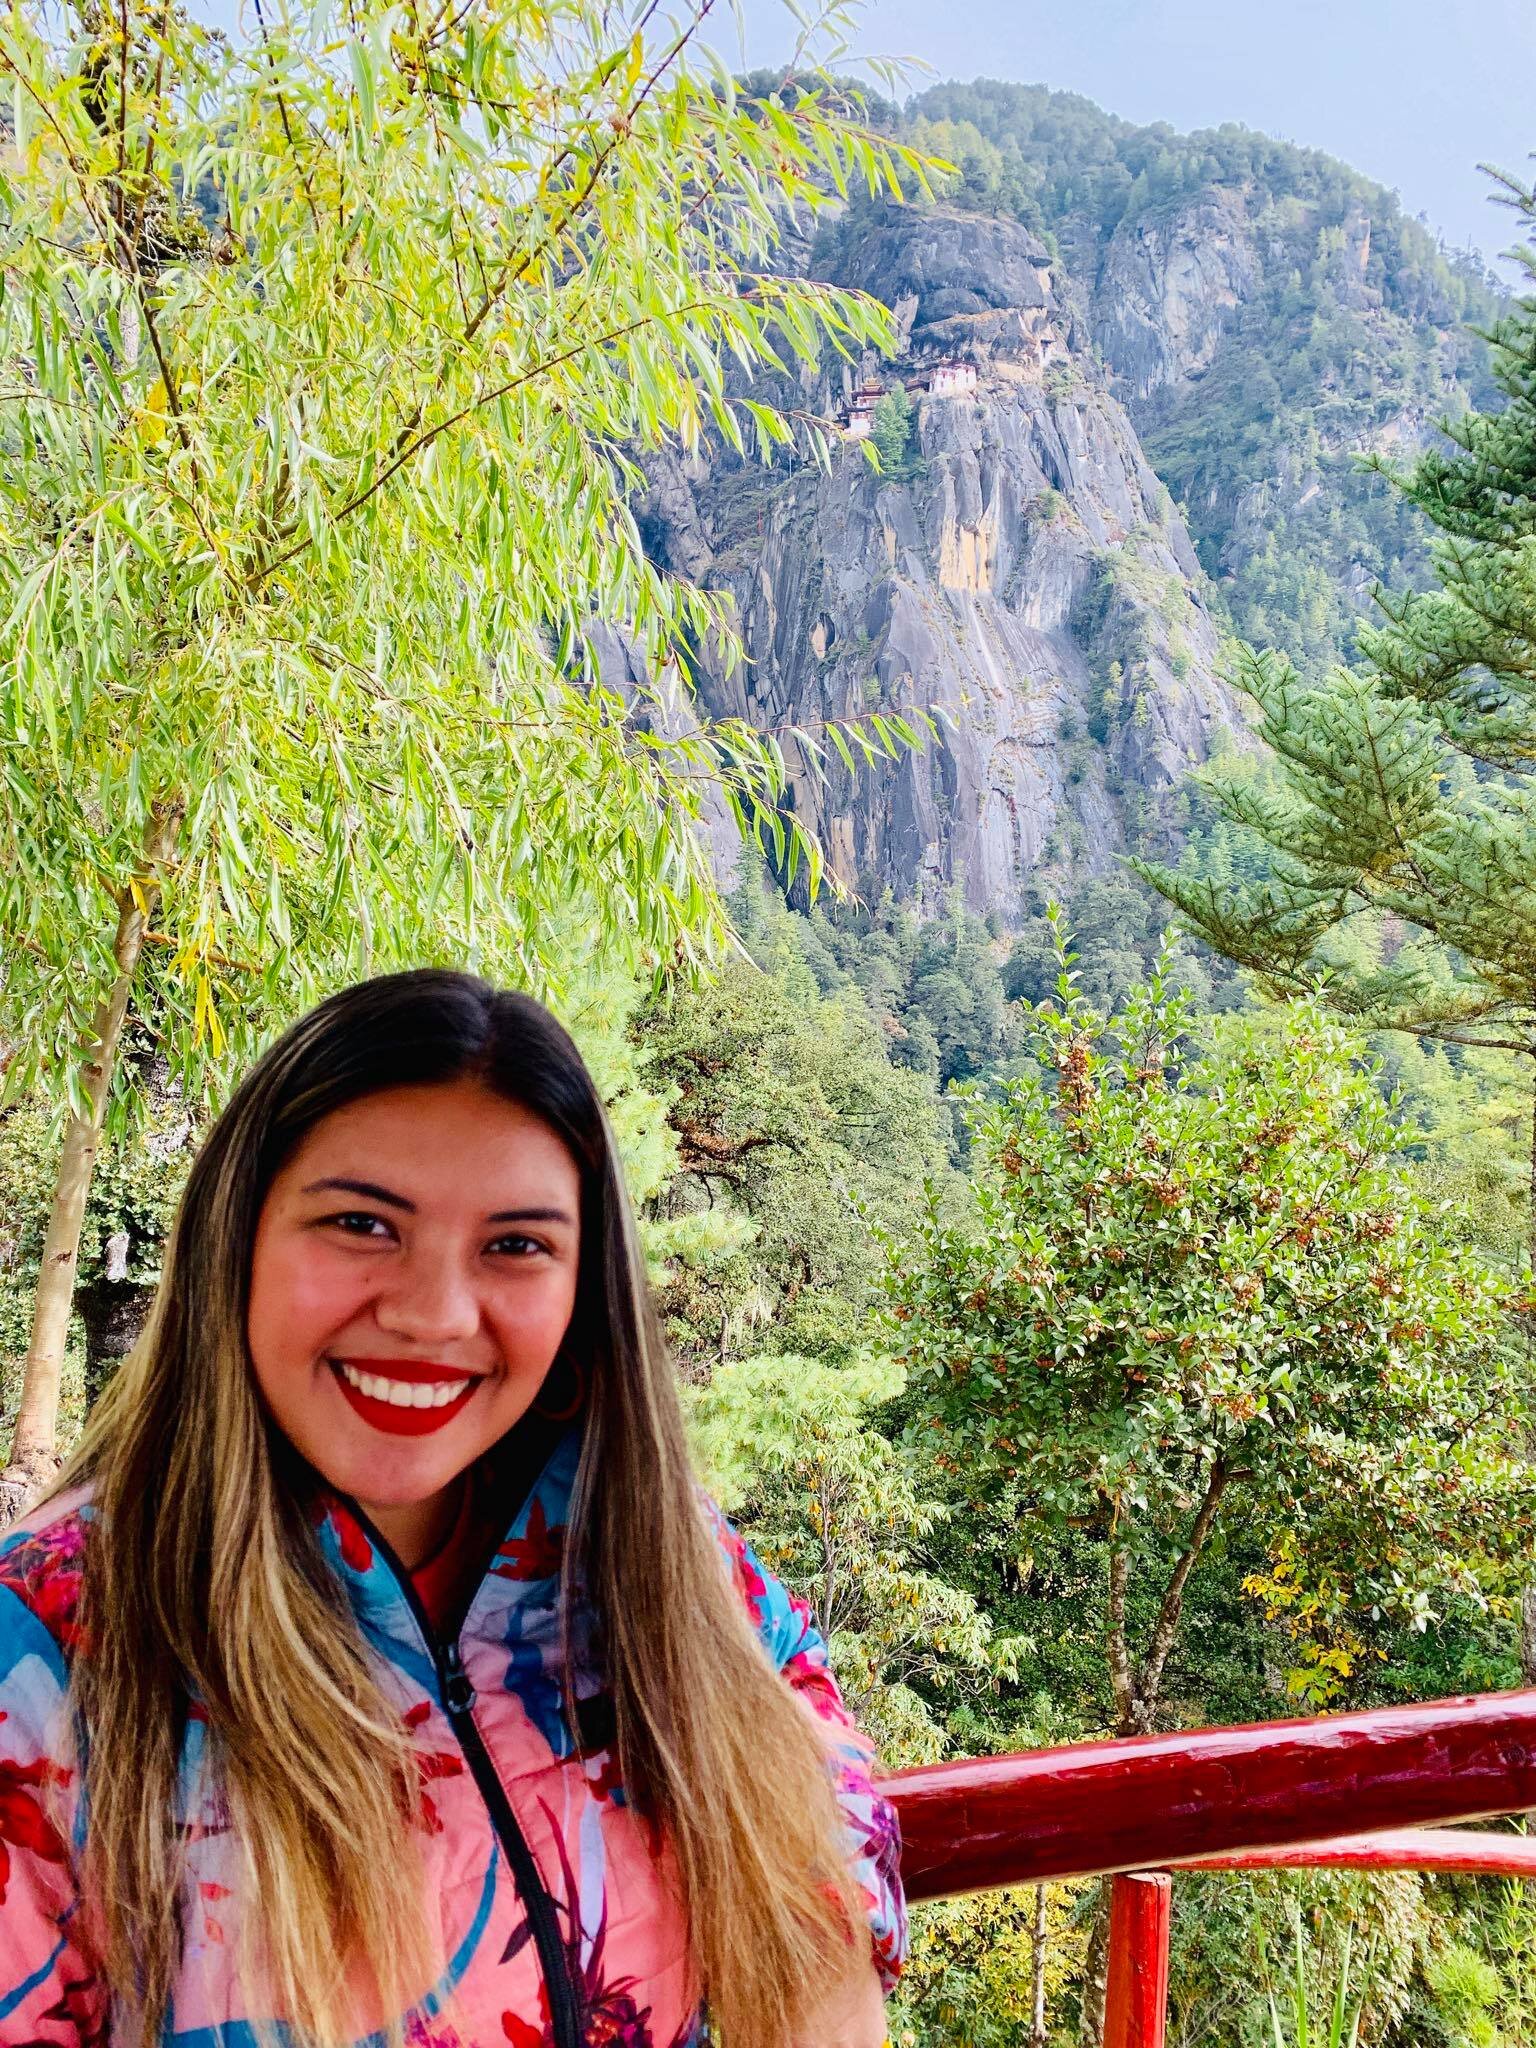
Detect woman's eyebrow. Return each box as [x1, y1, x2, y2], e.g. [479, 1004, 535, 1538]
[298, 1179, 574, 1227]
[301, 1176, 414, 1212]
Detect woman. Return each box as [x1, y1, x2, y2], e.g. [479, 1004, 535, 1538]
[0, 973, 904, 2048]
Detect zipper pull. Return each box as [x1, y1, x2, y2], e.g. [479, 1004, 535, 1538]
[437, 1639, 477, 1718]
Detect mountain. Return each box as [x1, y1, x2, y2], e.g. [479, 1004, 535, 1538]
[903, 83, 1503, 673]
[620, 85, 1503, 925]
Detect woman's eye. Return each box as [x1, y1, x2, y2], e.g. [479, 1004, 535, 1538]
[326, 1212, 393, 1239]
[489, 1234, 545, 1258]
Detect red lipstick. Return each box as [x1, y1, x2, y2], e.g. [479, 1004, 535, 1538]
[329, 1358, 481, 1437]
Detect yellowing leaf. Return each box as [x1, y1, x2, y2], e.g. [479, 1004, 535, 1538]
[137, 377, 170, 448]
[193, 970, 226, 1056]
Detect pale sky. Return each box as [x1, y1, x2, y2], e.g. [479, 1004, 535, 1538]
[711, 0, 1536, 274]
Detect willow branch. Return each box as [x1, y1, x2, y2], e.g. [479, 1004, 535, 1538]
[251, 288, 754, 583]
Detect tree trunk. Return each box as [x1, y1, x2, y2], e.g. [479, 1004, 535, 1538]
[0, 808, 176, 1527]
[1079, 1880, 1113, 2047]
[1134, 1461, 1229, 1729]
[1090, 1532, 1134, 2044]
[1083, 1477, 1228, 2039]
[1030, 1882, 1050, 2048]
[1107, 1539, 1136, 1735]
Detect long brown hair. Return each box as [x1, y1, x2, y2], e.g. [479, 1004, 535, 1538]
[58, 971, 863, 2047]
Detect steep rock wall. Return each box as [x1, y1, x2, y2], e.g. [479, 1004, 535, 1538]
[632, 206, 1245, 923]
[1089, 186, 1259, 402]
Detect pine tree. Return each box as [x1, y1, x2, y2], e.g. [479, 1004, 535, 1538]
[870, 382, 916, 475]
[1139, 169, 1536, 1260]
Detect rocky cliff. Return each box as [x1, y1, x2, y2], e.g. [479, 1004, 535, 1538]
[620, 81, 1502, 925]
[992, 105, 1501, 676]
[1084, 184, 1261, 403]
[629, 205, 1243, 925]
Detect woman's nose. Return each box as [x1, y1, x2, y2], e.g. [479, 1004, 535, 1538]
[372, 1255, 482, 1344]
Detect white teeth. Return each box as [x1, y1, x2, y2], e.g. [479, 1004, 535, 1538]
[335, 1361, 473, 1410]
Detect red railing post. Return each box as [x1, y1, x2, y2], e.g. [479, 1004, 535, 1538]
[1103, 1872, 1172, 2048]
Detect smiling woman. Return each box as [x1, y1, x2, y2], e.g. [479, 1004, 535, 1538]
[0, 974, 904, 2048]
[247, 1085, 585, 1559]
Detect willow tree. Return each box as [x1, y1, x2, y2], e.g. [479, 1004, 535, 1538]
[1137, 171, 1536, 1257]
[0, 0, 927, 1519]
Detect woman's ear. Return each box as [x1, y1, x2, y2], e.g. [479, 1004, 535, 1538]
[530, 1346, 586, 1422]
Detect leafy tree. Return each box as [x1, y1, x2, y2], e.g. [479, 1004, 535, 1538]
[1002, 875, 1190, 1016]
[870, 381, 919, 476]
[1137, 171, 1536, 1266]
[791, 885, 1026, 1112]
[0, 0, 922, 1518]
[887, 928, 1532, 1736]
[888, 934, 1533, 2040]
[1371, 1032, 1530, 1266]
[890, 1878, 1088, 2048]
[685, 1348, 1017, 1763]
[638, 882, 955, 1368]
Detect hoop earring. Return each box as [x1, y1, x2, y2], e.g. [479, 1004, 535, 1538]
[532, 1353, 586, 1422]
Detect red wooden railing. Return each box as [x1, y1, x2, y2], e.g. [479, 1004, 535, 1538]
[882, 1689, 1536, 2048]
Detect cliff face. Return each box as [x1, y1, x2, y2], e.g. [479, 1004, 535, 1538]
[1087, 185, 1260, 403]
[1084, 188, 1409, 415]
[633, 207, 1243, 925]
[1083, 190, 1391, 404]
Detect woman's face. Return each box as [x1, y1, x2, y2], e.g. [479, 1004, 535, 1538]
[246, 1078, 583, 1565]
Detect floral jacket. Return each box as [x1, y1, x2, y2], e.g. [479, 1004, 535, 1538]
[0, 1430, 906, 2046]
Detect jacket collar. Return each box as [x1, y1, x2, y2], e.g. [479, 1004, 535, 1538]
[311, 1425, 584, 1698]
